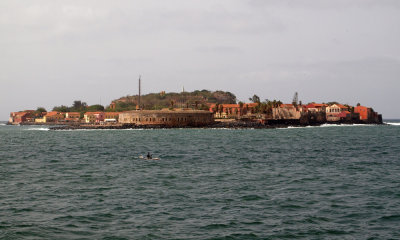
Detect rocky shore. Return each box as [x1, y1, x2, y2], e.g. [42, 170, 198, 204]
[48, 121, 327, 130]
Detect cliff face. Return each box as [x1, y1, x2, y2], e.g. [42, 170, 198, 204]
[110, 90, 237, 111]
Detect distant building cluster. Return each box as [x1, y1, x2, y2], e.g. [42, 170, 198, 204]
[208, 102, 382, 124]
[8, 101, 382, 126]
[8, 111, 122, 125]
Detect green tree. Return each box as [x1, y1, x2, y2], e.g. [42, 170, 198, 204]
[36, 107, 47, 113]
[87, 104, 104, 111]
[53, 105, 70, 112]
[249, 94, 260, 103]
[71, 100, 87, 112]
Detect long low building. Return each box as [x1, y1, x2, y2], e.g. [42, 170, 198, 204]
[119, 109, 214, 127]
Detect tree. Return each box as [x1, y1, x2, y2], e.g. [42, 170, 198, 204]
[238, 101, 244, 115]
[219, 104, 224, 114]
[52, 105, 69, 112]
[214, 103, 219, 113]
[36, 107, 47, 113]
[249, 94, 260, 103]
[87, 104, 104, 111]
[71, 100, 87, 112]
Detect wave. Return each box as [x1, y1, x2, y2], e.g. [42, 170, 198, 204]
[385, 122, 400, 126]
[279, 124, 375, 129]
[54, 128, 146, 131]
[0, 123, 6, 126]
[320, 123, 370, 127]
[26, 127, 50, 131]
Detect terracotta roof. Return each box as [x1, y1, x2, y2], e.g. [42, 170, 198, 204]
[337, 111, 350, 118]
[105, 112, 121, 115]
[14, 112, 29, 116]
[245, 103, 258, 107]
[306, 103, 327, 108]
[46, 111, 62, 116]
[209, 103, 257, 109]
[280, 104, 294, 108]
[336, 104, 349, 109]
[84, 112, 104, 115]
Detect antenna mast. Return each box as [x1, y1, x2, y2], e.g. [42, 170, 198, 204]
[138, 75, 141, 109]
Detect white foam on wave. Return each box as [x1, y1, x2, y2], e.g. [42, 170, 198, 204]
[26, 127, 50, 131]
[320, 123, 374, 127]
[0, 123, 6, 126]
[55, 128, 148, 131]
[278, 123, 375, 129]
[385, 122, 400, 126]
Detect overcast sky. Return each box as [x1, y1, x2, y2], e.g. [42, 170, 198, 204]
[1, 0, 399, 120]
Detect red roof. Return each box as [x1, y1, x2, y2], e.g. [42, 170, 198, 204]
[84, 112, 104, 115]
[13, 112, 29, 117]
[46, 111, 62, 117]
[105, 112, 121, 115]
[337, 111, 350, 118]
[336, 104, 349, 109]
[306, 103, 327, 108]
[210, 103, 257, 109]
[280, 104, 294, 108]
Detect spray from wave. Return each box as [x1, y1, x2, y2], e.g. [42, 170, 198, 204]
[385, 122, 400, 126]
[25, 127, 50, 131]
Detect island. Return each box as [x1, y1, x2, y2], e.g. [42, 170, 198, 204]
[8, 90, 383, 130]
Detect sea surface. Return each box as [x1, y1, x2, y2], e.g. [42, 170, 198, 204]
[1, 121, 400, 239]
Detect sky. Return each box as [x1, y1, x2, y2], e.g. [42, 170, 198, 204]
[1, 0, 399, 120]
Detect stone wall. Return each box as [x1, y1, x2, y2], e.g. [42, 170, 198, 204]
[119, 110, 214, 127]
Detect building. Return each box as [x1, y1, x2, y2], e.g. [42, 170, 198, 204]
[209, 103, 258, 118]
[44, 111, 65, 122]
[354, 106, 373, 121]
[305, 103, 328, 112]
[104, 112, 121, 122]
[65, 112, 81, 122]
[9, 112, 29, 124]
[119, 109, 214, 127]
[326, 104, 350, 122]
[84, 112, 105, 123]
[271, 104, 307, 120]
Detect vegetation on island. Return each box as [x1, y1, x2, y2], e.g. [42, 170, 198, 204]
[44, 90, 238, 115]
[108, 90, 237, 112]
[52, 100, 104, 117]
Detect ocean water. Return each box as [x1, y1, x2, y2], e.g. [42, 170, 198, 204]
[1, 122, 400, 239]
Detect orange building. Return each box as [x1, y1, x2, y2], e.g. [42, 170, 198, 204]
[354, 106, 372, 121]
[45, 111, 65, 122]
[104, 112, 121, 122]
[209, 103, 258, 118]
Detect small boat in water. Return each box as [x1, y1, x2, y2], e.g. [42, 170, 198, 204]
[138, 154, 160, 160]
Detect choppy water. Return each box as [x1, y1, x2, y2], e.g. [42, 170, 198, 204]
[1, 122, 400, 239]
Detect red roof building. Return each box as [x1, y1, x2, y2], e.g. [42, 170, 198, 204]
[84, 112, 105, 123]
[305, 103, 328, 112]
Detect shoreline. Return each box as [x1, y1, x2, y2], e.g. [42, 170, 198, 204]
[47, 121, 382, 130]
